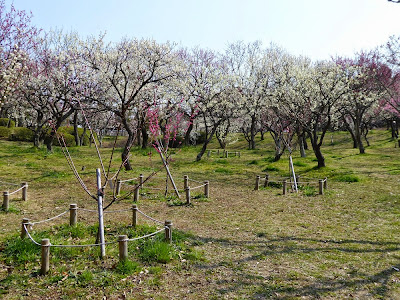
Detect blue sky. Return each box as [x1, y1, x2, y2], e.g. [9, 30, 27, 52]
[8, 0, 400, 60]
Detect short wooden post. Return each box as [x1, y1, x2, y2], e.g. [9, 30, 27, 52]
[264, 174, 269, 188]
[40, 239, 50, 275]
[283, 180, 287, 195]
[207, 150, 211, 157]
[3, 191, 9, 211]
[217, 149, 220, 155]
[139, 174, 144, 189]
[323, 177, 328, 190]
[69, 204, 77, 226]
[22, 182, 28, 201]
[225, 151, 228, 158]
[118, 235, 128, 261]
[116, 179, 121, 195]
[164, 220, 172, 243]
[134, 186, 139, 202]
[21, 218, 30, 239]
[183, 175, 189, 190]
[238, 152, 241, 158]
[255, 175, 260, 191]
[319, 179, 324, 195]
[132, 204, 137, 227]
[185, 187, 191, 204]
[204, 181, 209, 198]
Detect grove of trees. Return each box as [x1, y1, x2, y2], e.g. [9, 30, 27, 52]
[1, 2, 400, 169]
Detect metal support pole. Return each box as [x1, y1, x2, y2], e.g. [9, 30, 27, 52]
[96, 168, 106, 258]
[116, 179, 121, 196]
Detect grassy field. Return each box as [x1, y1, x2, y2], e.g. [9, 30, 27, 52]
[0, 129, 400, 299]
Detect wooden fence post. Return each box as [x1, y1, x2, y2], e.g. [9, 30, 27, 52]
[264, 174, 269, 188]
[319, 179, 324, 195]
[69, 204, 77, 226]
[134, 187, 139, 202]
[3, 191, 9, 211]
[238, 152, 241, 158]
[225, 151, 228, 158]
[164, 220, 172, 243]
[283, 180, 287, 195]
[255, 176, 260, 191]
[118, 235, 128, 261]
[40, 239, 50, 275]
[183, 175, 189, 190]
[116, 179, 121, 196]
[185, 187, 191, 204]
[217, 149, 220, 156]
[22, 182, 28, 201]
[207, 150, 211, 157]
[21, 218, 30, 239]
[204, 181, 209, 198]
[132, 204, 137, 228]
[324, 177, 328, 190]
[139, 174, 144, 189]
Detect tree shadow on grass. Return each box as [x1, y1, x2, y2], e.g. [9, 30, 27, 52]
[193, 234, 400, 299]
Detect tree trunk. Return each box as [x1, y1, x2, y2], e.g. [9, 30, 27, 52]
[298, 133, 306, 158]
[46, 135, 54, 152]
[302, 134, 308, 150]
[308, 131, 325, 168]
[122, 133, 135, 170]
[184, 122, 193, 146]
[141, 125, 148, 149]
[249, 116, 256, 150]
[196, 126, 218, 161]
[73, 110, 80, 146]
[355, 128, 365, 154]
[79, 125, 87, 146]
[348, 128, 358, 149]
[33, 131, 41, 147]
[314, 145, 325, 168]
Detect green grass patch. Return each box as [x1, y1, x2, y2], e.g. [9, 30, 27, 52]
[262, 166, 280, 172]
[334, 174, 360, 182]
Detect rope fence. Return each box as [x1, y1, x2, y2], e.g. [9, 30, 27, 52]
[2, 182, 28, 211]
[254, 174, 328, 195]
[114, 173, 210, 204]
[207, 149, 241, 158]
[20, 203, 173, 275]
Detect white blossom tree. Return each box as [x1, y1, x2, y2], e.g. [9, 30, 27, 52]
[82, 37, 178, 170]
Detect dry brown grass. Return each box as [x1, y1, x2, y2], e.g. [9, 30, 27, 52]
[1, 130, 400, 299]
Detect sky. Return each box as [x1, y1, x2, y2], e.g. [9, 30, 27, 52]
[7, 0, 400, 61]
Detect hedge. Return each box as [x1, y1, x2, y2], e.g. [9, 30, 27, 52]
[9, 127, 34, 142]
[0, 126, 11, 138]
[0, 118, 15, 128]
